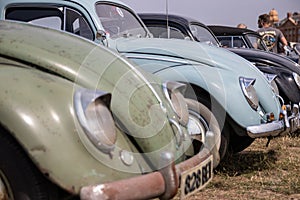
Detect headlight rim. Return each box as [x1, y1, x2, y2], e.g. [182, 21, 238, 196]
[162, 81, 189, 126]
[74, 88, 116, 156]
[239, 77, 259, 111]
[263, 72, 279, 95]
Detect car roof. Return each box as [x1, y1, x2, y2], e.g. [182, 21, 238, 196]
[208, 25, 260, 37]
[0, 0, 132, 14]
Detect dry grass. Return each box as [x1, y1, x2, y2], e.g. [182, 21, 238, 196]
[175, 133, 300, 200]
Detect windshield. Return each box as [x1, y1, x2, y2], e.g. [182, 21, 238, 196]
[190, 24, 219, 46]
[247, 35, 268, 51]
[95, 4, 148, 39]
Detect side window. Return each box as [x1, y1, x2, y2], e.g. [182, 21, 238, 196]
[217, 37, 232, 48]
[190, 24, 219, 46]
[232, 36, 246, 48]
[5, 7, 63, 30]
[5, 6, 94, 41]
[29, 17, 61, 30]
[65, 8, 93, 40]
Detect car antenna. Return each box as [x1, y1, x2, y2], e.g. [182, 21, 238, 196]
[166, 0, 170, 38]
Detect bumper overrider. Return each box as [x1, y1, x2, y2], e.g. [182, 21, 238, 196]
[247, 104, 300, 138]
[80, 132, 218, 200]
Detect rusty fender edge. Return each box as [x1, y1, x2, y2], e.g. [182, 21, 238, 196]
[80, 148, 211, 200]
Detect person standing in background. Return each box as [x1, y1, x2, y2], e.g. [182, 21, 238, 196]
[257, 13, 288, 54]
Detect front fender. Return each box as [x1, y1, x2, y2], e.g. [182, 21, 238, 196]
[276, 74, 300, 103]
[0, 67, 145, 194]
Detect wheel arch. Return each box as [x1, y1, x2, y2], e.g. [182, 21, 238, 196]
[183, 83, 248, 135]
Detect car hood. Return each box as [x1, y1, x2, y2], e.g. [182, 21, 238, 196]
[115, 37, 262, 75]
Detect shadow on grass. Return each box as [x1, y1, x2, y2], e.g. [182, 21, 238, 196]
[215, 149, 278, 176]
[288, 131, 300, 138]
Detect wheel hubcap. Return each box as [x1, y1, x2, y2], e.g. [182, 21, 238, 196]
[187, 110, 209, 144]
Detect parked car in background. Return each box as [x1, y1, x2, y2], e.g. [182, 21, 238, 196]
[204, 25, 300, 106]
[0, 20, 219, 199]
[208, 25, 300, 64]
[139, 13, 300, 145]
[1, 0, 295, 162]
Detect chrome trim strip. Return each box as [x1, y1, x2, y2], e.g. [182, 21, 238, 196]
[126, 54, 192, 65]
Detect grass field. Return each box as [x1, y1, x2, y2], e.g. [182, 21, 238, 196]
[175, 133, 300, 200]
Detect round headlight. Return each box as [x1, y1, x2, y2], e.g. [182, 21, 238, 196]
[74, 89, 116, 155]
[239, 77, 259, 110]
[163, 81, 189, 126]
[85, 99, 117, 153]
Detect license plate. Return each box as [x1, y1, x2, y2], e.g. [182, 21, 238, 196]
[180, 155, 213, 199]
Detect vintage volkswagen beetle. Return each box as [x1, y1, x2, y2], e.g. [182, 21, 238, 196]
[139, 13, 300, 135]
[0, 20, 219, 199]
[0, 0, 293, 161]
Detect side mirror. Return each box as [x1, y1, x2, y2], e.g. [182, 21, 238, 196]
[96, 30, 108, 46]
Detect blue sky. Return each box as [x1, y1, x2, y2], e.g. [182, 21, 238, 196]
[120, 0, 300, 30]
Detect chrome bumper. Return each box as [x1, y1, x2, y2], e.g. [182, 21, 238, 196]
[247, 104, 300, 138]
[80, 131, 218, 200]
[246, 120, 285, 138]
[80, 149, 211, 200]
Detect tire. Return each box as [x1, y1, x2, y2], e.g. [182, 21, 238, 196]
[185, 98, 221, 167]
[218, 123, 230, 160]
[184, 87, 251, 158]
[228, 133, 255, 153]
[0, 129, 59, 200]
